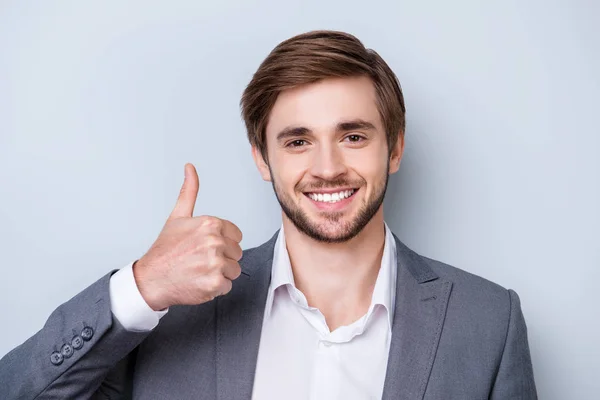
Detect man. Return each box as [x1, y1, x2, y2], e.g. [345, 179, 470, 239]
[0, 30, 537, 399]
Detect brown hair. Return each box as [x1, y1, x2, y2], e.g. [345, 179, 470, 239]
[240, 30, 406, 163]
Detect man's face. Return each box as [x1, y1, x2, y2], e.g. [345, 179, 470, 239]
[253, 76, 403, 243]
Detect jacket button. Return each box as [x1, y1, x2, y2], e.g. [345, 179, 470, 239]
[50, 352, 64, 366]
[81, 326, 94, 341]
[61, 343, 74, 358]
[71, 335, 84, 350]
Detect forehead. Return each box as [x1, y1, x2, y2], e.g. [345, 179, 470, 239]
[265, 76, 382, 138]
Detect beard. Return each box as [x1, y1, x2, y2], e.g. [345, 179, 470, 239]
[269, 162, 389, 243]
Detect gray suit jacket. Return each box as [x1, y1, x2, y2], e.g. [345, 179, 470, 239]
[0, 231, 537, 399]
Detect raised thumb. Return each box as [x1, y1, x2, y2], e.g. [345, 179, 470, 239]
[169, 163, 199, 219]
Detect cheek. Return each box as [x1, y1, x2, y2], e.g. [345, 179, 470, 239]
[271, 154, 308, 189]
[346, 147, 388, 181]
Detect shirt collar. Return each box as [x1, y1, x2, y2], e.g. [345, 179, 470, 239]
[263, 225, 296, 319]
[264, 222, 398, 329]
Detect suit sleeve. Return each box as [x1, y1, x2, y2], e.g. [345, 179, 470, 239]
[490, 289, 538, 400]
[0, 270, 152, 400]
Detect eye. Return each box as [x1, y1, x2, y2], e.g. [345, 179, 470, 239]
[287, 139, 307, 148]
[344, 134, 365, 143]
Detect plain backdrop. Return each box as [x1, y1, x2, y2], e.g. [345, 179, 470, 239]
[1, 1, 598, 399]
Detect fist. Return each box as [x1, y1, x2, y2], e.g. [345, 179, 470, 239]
[133, 163, 243, 311]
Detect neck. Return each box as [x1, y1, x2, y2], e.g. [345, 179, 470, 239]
[282, 208, 386, 331]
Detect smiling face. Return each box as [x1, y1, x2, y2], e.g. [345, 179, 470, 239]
[252, 76, 404, 243]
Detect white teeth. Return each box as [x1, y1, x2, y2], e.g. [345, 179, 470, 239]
[308, 189, 356, 203]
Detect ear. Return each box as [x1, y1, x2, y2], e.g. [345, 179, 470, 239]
[251, 145, 272, 182]
[388, 132, 405, 175]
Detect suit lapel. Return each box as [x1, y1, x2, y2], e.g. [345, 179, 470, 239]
[215, 232, 277, 400]
[382, 235, 453, 400]
[214, 230, 452, 399]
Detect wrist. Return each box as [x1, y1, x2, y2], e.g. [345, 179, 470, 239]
[132, 259, 169, 311]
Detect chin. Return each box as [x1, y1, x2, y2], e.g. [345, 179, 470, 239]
[297, 217, 364, 243]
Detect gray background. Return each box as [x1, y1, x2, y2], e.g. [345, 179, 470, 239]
[1, 1, 598, 398]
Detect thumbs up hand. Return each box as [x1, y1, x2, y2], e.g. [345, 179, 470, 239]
[132, 163, 243, 311]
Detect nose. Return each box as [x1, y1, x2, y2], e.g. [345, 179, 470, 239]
[308, 143, 348, 181]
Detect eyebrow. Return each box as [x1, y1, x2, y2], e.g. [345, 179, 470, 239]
[275, 119, 377, 142]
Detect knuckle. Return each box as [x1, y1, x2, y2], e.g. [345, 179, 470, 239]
[200, 216, 222, 230]
[202, 275, 224, 293]
[197, 215, 211, 224]
[207, 255, 225, 271]
[204, 235, 225, 250]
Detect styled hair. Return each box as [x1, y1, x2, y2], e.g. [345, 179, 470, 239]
[240, 30, 406, 162]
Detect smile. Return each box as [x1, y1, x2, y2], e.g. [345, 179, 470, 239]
[304, 189, 357, 203]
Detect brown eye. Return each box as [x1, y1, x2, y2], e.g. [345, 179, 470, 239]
[345, 135, 364, 142]
[288, 140, 306, 147]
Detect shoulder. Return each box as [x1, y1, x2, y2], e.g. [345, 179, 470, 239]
[420, 254, 516, 338]
[393, 232, 515, 316]
[424, 255, 510, 299]
[426, 254, 512, 309]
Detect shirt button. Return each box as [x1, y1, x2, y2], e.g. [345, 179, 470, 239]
[50, 352, 64, 366]
[71, 335, 84, 350]
[320, 340, 332, 348]
[81, 327, 94, 341]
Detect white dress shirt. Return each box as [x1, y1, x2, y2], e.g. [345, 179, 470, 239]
[109, 222, 397, 399]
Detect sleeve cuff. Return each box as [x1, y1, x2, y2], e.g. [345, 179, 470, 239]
[109, 261, 169, 332]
